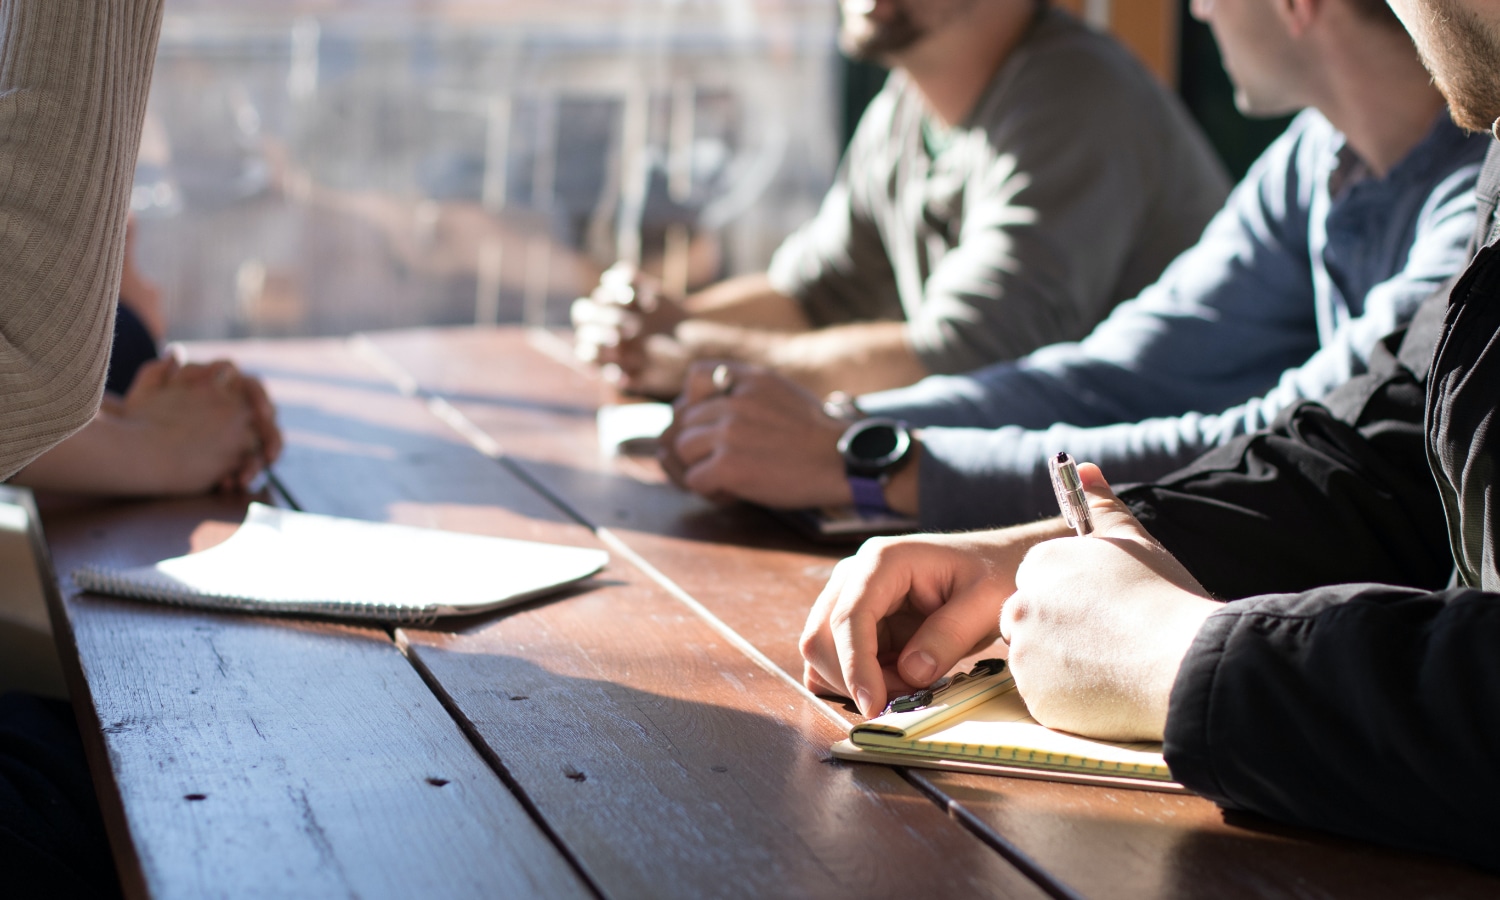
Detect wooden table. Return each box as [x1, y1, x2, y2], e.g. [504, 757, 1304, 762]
[40, 326, 1500, 899]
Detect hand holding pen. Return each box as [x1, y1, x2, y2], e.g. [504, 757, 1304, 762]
[1048, 451, 1093, 536]
[1006, 460, 1220, 739]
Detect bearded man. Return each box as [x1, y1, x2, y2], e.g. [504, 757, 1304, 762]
[572, 0, 1229, 398]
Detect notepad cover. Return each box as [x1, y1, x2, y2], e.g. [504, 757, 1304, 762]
[840, 669, 1184, 792]
[74, 504, 608, 624]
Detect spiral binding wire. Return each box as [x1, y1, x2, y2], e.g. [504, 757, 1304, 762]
[72, 564, 441, 625]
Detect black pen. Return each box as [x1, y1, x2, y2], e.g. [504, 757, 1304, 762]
[1048, 452, 1094, 537]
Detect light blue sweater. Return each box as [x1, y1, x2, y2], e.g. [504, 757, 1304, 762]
[857, 110, 1486, 531]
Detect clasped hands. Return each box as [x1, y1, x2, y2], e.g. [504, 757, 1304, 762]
[571, 263, 692, 399]
[657, 360, 853, 509]
[113, 355, 282, 494]
[800, 463, 1222, 742]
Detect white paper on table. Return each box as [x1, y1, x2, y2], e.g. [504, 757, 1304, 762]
[74, 504, 608, 622]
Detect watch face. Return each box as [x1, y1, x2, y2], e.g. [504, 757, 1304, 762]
[839, 417, 911, 476]
[848, 423, 900, 460]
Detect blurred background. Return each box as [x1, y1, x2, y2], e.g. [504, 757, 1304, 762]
[130, 0, 1285, 342]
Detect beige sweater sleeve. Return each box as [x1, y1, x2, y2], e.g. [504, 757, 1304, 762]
[0, 0, 163, 479]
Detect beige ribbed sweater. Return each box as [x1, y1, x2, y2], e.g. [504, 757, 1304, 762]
[0, 0, 163, 479]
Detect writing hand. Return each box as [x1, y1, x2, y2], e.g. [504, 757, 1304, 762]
[1002, 463, 1221, 742]
[658, 361, 849, 509]
[800, 526, 1058, 717]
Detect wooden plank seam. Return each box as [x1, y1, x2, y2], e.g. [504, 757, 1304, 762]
[387, 629, 610, 900]
[348, 330, 1085, 897]
[347, 331, 850, 731]
[899, 771, 1089, 900]
[250, 358, 608, 899]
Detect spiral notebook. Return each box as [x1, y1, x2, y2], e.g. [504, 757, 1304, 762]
[832, 659, 1185, 793]
[73, 504, 608, 624]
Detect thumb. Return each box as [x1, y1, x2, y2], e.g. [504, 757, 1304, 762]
[896, 603, 1000, 688]
[1078, 462, 1212, 597]
[1076, 462, 1147, 538]
[126, 356, 176, 395]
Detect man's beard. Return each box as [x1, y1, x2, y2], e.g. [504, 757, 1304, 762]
[1415, 0, 1500, 133]
[839, 7, 924, 62]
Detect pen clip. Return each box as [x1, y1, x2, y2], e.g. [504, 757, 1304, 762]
[1049, 452, 1094, 536]
[881, 658, 1007, 715]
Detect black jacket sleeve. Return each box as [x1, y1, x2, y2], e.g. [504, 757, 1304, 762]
[1118, 302, 1455, 599]
[1163, 584, 1500, 872]
[1152, 150, 1500, 874]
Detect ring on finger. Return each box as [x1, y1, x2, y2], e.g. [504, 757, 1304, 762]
[711, 363, 734, 396]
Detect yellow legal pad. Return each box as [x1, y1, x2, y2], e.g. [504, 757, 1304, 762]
[833, 660, 1186, 793]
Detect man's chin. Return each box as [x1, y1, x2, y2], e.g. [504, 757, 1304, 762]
[1230, 89, 1300, 121]
[839, 20, 923, 61]
[1448, 108, 1499, 135]
[1438, 85, 1500, 134]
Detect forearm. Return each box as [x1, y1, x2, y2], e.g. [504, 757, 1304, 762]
[0, 0, 165, 478]
[11, 411, 166, 496]
[1165, 584, 1500, 872]
[683, 274, 811, 331]
[911, 414, 1230, 532]
[679, 319, 929, 396]
[769, 322, 929, 395]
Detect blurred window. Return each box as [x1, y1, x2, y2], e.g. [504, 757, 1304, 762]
[133, 1, 841, 339]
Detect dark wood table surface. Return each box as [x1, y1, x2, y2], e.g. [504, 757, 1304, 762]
[39, 326, 1500, 899]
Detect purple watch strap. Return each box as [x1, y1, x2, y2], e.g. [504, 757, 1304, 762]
[848, 476, 889, 516]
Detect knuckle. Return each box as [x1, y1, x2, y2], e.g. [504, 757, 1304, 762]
[797, 625, 822, 660]
[861, 535, 912, 568]
[827, 601, 860, 633]
[717, 417, 746, 446]
[1022, 540, 1057, 564]
[832, 555, 874, 589]
[830, 555, 861, 578]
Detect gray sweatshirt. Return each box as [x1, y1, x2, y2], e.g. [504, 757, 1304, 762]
[768, 7, 1230, 375]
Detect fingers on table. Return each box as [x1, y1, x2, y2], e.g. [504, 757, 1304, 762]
[801, 553, 903, 715]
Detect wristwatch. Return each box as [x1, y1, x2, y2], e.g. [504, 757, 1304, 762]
[837, 417, 913, 515]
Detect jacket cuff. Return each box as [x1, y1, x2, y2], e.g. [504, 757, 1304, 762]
[1162, 605, 1241, 801]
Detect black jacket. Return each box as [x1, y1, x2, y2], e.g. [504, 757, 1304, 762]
[1129, 142, 1500, 872]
